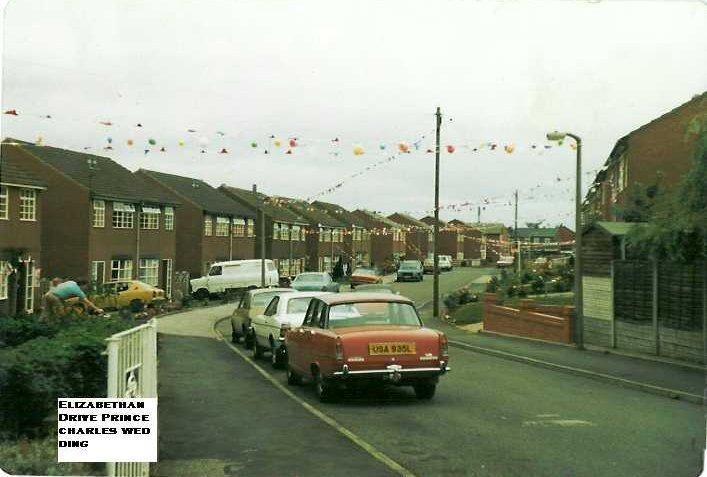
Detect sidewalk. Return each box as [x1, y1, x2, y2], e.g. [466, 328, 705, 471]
[425, 314, 705, 403]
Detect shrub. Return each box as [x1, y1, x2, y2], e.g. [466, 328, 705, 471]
[486, 276, 500, 293]
[0, 433, 99, 476]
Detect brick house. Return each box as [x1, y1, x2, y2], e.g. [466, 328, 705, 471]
[470, 222, 510, 263]
[2, 139, 178, 295]
[280, 198, 347, 273]
[136, 170, 256, 278]
[351, 210, 406, 268]
[446, 220, 483, 263]
[0, 151, 46, 315]
[387, 213, 432, 261]
[582, 92, 707, 225]
[219, 185, 309, 278]
[511, 225, 575, 252]
[313, 201, 372, 268]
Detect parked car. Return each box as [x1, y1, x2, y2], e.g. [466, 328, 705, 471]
[396, 260, 423, 282]
[190, 259, 279, 299]
[291, 272, 340, 292]
[350, 267, 383, 288]
[285, 293, 450, 402]
[70, 280, 165, 312]
[230, 287, 293, 347]
[352, 284, 397, 294]
[423, 255, 453, 273]
[496, 256, 514, 268]
[251, 291, 331, 368]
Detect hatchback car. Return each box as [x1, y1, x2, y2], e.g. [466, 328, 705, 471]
[230, 288, 293, 347]
[285, 293, 450, 401]
[291, 272, 340, 292]
[396, 260, 423, 282]
[88, 280, 165, 312]
[349, 267, 383, 288]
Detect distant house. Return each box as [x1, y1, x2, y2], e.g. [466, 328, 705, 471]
[0, 152, 46, 315]
[281, 198, 348, 273]
[511, 225, 575, 257]
[136, 170, 256, 278]
[469, 222, 510, 263]
[3, 139, 178, 296]
[352, 210, 406, 267]
[582, 92, 706, 225]
[313, 201, 372, 268]
[387, 213, 432, 261]
[419, 216, 445, 228]
[219, 185, 309, 278]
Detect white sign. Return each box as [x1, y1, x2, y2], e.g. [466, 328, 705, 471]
[57, 398, 157, 463]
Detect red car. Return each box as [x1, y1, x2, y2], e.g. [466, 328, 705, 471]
[285, 293, 450, 401]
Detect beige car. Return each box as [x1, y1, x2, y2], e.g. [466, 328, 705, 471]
[230, 288, 293, 348]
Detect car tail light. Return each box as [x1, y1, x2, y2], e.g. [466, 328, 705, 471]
[279, 323, 291, 338]
[335, 339, 344, 361]
[440, 334, 449, 358]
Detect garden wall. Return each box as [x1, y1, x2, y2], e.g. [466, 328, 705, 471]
[483, 293, 575, 344]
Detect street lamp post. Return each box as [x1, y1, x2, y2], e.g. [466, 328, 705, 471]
[547, 131, 584, 350]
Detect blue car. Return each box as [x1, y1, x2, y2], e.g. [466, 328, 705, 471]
[291, 272, 340, 292]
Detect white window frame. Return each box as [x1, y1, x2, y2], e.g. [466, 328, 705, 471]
[19, 189, 36, 221]
[140, 206, 161, 230]
[164, 206, 175, 230]
[111, 259, 133, 280]
[0, 186, 8, 220]
[215, 216, 230, 237]
[232, 218, 245, 237]
[273, 223, 281, 240]
[91, 261, 106, 285]
[112, 202, 135, 229]
[291, 225, 301, 241]
[138, 258, 160, 286]
[163, 258, 173, 298]
[280, 223, 290, 241]
[92, 200, 105, 227]
[247, 219, 255, 237]
[24, 261, 35, 312]
[0, 260, 9, 299]
[204, 215, 213, 236]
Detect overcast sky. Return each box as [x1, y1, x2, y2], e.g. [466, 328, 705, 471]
[1, 0, 705, 227]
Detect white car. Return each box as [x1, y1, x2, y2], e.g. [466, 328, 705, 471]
[250, 291, 331, 368]
[191, 259, 279, 299]
[424, 255, 453, 272]
[230, 288, 294, 348]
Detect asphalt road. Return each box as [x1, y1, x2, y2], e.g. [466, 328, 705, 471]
[155, 268, 704, 477]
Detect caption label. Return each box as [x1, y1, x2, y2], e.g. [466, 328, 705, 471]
[57, 398, 157, 462]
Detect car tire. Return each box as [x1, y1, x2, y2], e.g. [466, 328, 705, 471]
[413, 383, 437, 400]
[244, 327, 254, 350]
[252, 338, 264, 359]
[194, 288, 209, 300]
[287, 366, 302, 386]
[231, 325, 241, 343]
[129, 299, 144, 313]
[271, 341, 286, 369]
[314, 371, 335, 403]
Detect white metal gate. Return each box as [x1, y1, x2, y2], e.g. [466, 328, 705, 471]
[105, 320, 157, 477]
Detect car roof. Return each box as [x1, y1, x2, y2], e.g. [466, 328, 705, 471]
[213, 259, 273, 266]
[317, 292, 413, 305]
[281, 291, 332, 300]
[249, 287, 292, 295]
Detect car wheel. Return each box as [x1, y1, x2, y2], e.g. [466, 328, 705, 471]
[287, 366, 302, 386]
[413, 383, 437, 400]
[194, 288, 209, 300]
[129, 299, 144, 313]
[244, 327, 254, 350]
[252, 338, 264, 359]
[314, 371, 335, 403]
[231, 324, 241, 343]
[271, 341, 286, 369]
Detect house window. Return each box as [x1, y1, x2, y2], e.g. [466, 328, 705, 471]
[111, 259, 133, 280]
[164, 207, 175, 230]
[301, 227, 307, 241]
[19, 189, 36, 221]
[0, 186, 8, 220]
[139, 259, 159, 286]
[247, 219, 255, 237]
[280, 224, 290, 240]
[279, 259, 289, 276]
[204, 215, 213, 236]
[24, 261, 35, 312]
[92, 200, 105, 227]
[112, 202, 135, 229]
[140, 206, 161, 230]
[273, 223, 280, 240]
[215, 217, 230, 236]
[291, 225, 301, 241]
[91, 261, 105, 285]
[232, 218, 246, 237]
[0, 260, 9, 299]
[544, 237, 551, 243]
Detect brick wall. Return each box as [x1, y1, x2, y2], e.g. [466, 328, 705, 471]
[483, 293, 575, 344]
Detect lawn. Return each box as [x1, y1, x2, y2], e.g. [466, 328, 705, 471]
[448, 292, 574, 325]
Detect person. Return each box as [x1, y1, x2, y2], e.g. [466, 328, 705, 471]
[41, 278, 104, 319]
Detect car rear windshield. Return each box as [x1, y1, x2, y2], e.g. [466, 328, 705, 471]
[328, 302, 421, 328]
[399, 261, 420, 269]
[287, 297, 315, 314]
[253, 291, 283, 307]
[295, 274, 325, 282]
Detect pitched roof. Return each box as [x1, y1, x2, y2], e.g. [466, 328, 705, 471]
[352, 210, 404, 230]
[419, 215, 447, 227]
[219, 185, 308, 224]
[3, 138, 175, 205]
[471, 222, 507, 235]
[592, 221, 641, 236]
[139, 170, 253, 217]
[0, 154, 46, 188]
[513, 227, 558, 239]
[387, 213, 431, 229]
[312, 201, 370, 228]
[280, 198, 347, 228]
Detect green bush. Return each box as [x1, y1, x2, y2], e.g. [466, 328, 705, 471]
[0, 433, 99, 476]
[486, 276, 500, 293]
[443, 286, 478, 311]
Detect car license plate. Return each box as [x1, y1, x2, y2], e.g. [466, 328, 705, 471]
[368, 342, 416, 355]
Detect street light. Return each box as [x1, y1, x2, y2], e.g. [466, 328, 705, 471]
[546, 130, 584, 350]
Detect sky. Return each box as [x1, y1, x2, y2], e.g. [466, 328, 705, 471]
[1, 0, 705, 228]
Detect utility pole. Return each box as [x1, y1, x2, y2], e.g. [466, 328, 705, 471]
[433, 107, 442, 319]
[514, 189, 521, 274]
[253, 184, 266, 287]
[477, 206, 481, 223]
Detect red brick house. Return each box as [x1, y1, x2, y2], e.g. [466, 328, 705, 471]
[352, 210, 406, 268]
[136, 170, 256, 278]
[3, 139, 178, 297]
[470, 222, 510, 263]
[219, 185, 309, 278]
[313, 201, 372, 268]
[281, 198, 347, 273]
[387, 213, 432, 261]
[0, 151, 46, 315]
[582, 92, 706, 224]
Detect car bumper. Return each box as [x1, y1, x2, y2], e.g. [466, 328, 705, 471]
[397, 274, 421, 281]
[332, 362, 450, 383]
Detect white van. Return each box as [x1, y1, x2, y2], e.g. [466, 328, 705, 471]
[190, 260, 279, 299]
